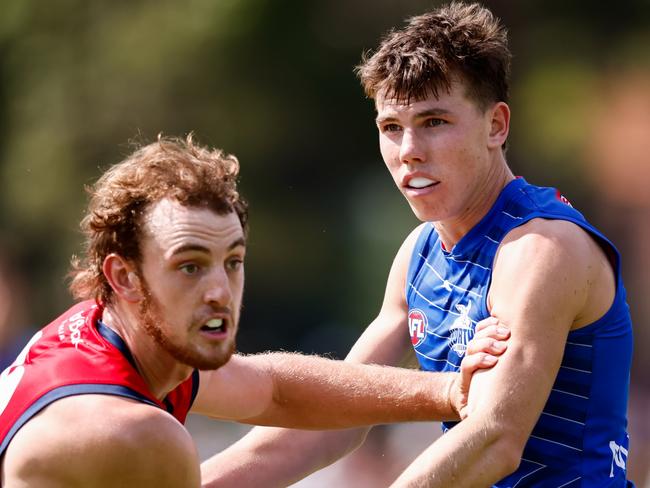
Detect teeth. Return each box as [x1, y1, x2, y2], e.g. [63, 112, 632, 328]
[409, 177, 435, 189]
[204, 319, 224, 330]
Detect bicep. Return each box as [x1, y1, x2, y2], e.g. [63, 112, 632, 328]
[468, 221, 591, 438]
[192, 354, 274, 419]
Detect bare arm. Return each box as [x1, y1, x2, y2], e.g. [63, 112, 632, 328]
[198, 225, 426, 487]
[199, 225, 508, 487]
[390, 219, 615, 487]
[196, 352, 463, 429]
[2, 395, 200, 487]
[195, 245, 477, 425]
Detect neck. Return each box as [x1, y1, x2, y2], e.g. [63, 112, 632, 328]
[435, 162, 514, 250]
[102, 303, 192, 400]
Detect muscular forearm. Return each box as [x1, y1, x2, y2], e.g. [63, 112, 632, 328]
[390, 415, 521, 487]
[249, 352, 458, 429]
[201, 426, 368, 488]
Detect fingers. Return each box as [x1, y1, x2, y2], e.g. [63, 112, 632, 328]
[474, 316, 499, 333]
[455, 352, 497, 416]
[460, 352, 498, 375]
[473, 322, 510, 341]
[466, 336, 507, 357]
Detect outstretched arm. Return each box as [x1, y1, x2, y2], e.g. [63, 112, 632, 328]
[198, 225, 508, 487]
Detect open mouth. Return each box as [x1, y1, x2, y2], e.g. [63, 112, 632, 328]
[200, 318, 226, 333]
[407, 177, 438, 189]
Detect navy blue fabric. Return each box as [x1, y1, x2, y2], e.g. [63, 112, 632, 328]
[406, 178, 634, 486]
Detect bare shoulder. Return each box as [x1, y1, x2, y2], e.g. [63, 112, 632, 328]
[401, 222, 429, 254]
[500, 217, 596, 256]
[3, 394, 200, 487]
[495, 217, 608, 281]
[491, 217, 614, 327]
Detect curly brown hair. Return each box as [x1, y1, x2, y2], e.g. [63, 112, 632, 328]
[69, 134, 248, 305]
[356, 2, 511, 110]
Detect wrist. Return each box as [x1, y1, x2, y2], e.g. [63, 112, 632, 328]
[445, 373, 459, 418]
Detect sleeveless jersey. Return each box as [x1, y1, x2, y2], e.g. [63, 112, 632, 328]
[0, 300, 200, 457]
[406, 178, 633, 487]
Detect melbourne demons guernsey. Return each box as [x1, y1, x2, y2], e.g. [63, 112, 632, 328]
[0, 300, 199, 457]
[406, 178, 633, 487]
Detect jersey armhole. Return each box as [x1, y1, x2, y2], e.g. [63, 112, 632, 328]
[0, 384, 158, 458]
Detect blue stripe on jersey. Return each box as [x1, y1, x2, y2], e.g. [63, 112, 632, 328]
[406, 178, 634, 487]
[0, 383, 159, 455]
[97, 320, 139, 370]
[97, 320, 201, 414]
[190, 369, 200, 406]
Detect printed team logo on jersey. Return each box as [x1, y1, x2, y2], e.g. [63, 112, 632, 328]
[448, 301, 474, 357]
[408, 309, 428, 347]
[555, 189, 573, 207]
[57, 310, 86, 349]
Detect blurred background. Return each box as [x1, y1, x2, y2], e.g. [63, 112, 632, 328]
[1, 0, 648, 485]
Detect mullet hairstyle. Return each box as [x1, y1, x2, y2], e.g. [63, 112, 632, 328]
[69, 134, 248, 305]
[356, 1, 511, 111]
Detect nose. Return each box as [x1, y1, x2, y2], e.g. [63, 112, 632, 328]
[203, 267, 232, 307]
[399, 128, 425, 165]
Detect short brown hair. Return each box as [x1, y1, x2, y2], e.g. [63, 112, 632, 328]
[69, 134, 248, 304]
[356, 2, 511, 110]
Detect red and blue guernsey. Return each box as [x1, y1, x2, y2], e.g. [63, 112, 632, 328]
[407, 178, 634, 487]
[0, 300, 199, 457]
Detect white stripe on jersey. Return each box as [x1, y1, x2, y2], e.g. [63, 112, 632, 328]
[417, 253, 483, 298]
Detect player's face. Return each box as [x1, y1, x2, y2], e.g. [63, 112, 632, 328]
[136, 199, 245, 370]
[375, 79, 503, 225]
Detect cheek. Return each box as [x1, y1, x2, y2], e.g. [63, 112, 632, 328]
[379, 142, 401, 179]
[233, 276, 245, 304]
[379, 135, 396, 160]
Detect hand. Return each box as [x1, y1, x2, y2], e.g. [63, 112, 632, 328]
[450, 317, 510, 419]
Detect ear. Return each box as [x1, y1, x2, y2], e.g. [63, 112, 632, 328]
[102, 254, 143, 303]
[487, 101, 510, 149]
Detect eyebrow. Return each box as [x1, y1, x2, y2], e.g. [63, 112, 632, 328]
[170, 238, 246, 257]
[376, 108, 452, 125]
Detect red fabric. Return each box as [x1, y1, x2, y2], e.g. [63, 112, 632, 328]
[0, 301, 196, 453]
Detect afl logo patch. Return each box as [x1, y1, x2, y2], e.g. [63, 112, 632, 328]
[408, 309, 428, 347]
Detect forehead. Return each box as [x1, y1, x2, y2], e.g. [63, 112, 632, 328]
[142, 199, 244, 254]
[375, 79, 475, 116]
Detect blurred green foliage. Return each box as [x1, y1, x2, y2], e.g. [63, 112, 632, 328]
[0, 0, 648, 363]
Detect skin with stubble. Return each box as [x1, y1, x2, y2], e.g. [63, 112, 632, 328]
[132, 200, 244, 372]
[1, 139, 511, 488]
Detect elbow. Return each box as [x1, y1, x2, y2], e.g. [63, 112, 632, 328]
[317, 427, 372, 466]
[486, 427, 527, 478]
[492, 437, 524, 478]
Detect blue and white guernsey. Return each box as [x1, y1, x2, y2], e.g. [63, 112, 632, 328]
[406, 178, 634, 487]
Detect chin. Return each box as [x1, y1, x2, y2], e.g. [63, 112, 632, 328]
[410, 205, 442, 223]
[189, 343, 236, 371]
[182, 353, 232, 371]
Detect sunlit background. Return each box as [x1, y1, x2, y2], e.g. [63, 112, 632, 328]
[1, 0, 648, 485]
